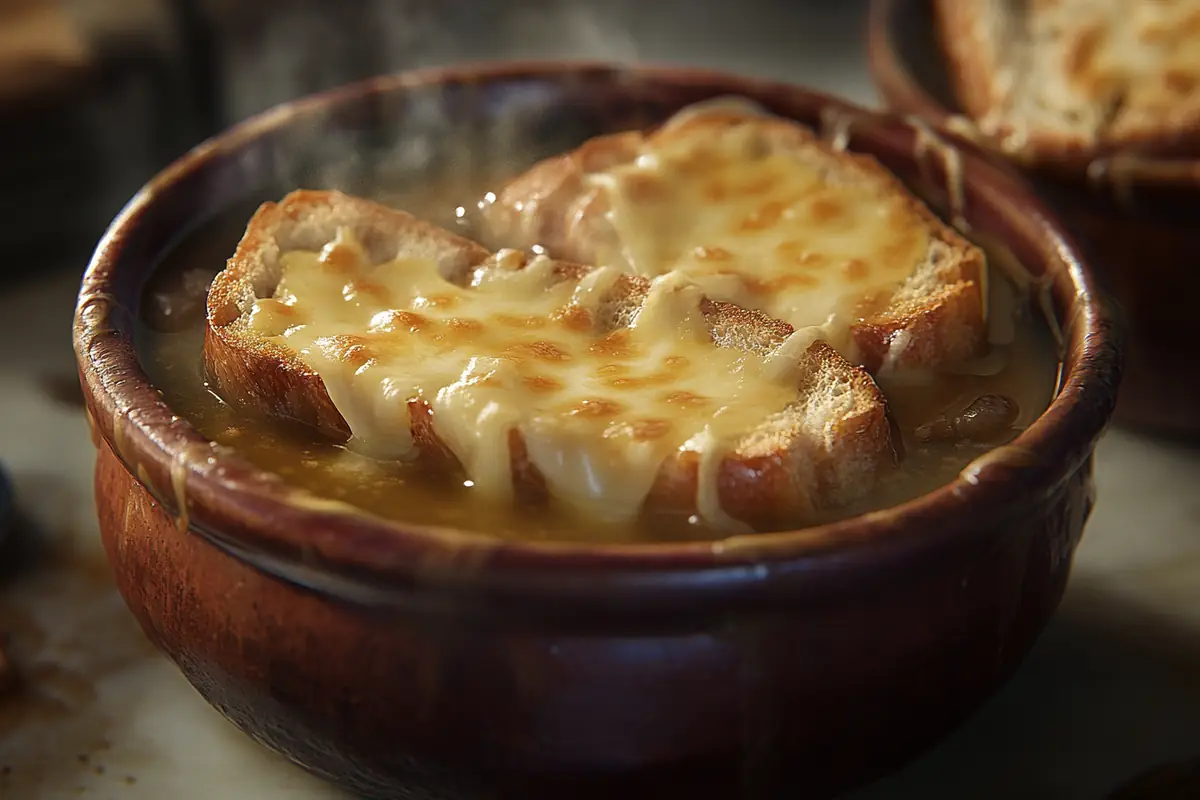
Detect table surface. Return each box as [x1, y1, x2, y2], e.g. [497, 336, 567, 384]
[3, 15, 1200, 799]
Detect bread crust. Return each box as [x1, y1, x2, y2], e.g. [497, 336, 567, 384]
[204, 191, 897, 526]
[485, 110, 987, 374]
[934, 0, 1200, 168]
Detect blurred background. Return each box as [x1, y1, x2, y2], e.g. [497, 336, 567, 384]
[0, 0, 868, 278]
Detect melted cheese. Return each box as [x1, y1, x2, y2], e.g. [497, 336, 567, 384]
[573, 110, 932, 363]
[990, 0, 1200, 143]
[685, 426, 754, 535]
[248, 230, 802, 527]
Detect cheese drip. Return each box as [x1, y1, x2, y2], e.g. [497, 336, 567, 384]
[247, 230, 802, 528]
[570, 108, 935, 363]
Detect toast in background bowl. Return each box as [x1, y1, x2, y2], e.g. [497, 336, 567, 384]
[483, 102, 988, 374]
[205, 191, 897, 531]
[934, 0, 1200, 165]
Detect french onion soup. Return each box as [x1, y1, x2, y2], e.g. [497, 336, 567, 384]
[138, 103, 1060, 544]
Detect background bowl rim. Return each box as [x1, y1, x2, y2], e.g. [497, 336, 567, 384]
[866, 0, 1200, 187]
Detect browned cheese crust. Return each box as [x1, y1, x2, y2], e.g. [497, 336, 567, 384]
[486, 110, 987, 374]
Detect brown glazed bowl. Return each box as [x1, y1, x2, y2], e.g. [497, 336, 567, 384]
[74, 62, 1120, 800]
[870, 0, 1200, 437]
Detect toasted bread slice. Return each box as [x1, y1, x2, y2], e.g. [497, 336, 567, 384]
[483, 103, 987, 374]
[205, 190, 897, 529]
[934, 0, 1200, 166]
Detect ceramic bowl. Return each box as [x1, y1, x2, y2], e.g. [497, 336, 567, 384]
[74, 62, 1120, 800]
[869, 0, 1199, 437]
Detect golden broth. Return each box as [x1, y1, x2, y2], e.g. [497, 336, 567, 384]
[137, 184, 1059, 545]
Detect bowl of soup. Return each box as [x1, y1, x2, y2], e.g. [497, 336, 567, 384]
[74, 62, 1120, 800]
[868, 0, 1197, 437]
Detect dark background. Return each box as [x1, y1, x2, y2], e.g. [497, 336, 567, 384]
[0, 0, 870, 277]
[7, 3, 1199, 798]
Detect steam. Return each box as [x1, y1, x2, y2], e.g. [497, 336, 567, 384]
[502, 3, 641, 63]
[223, 1, 640, 120]
[219, 1, 643, 220]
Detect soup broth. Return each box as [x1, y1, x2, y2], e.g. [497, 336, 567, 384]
[138, 181, 1060, 544]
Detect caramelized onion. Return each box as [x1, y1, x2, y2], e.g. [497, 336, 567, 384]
[915, 394, 1020, 443]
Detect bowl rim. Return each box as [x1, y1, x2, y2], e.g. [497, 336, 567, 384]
[74, 60, 1120, 610]
[867, 0, 1200, 189]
